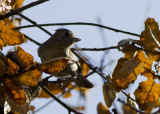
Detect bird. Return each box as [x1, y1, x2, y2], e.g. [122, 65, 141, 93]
[38, 28, 94, 88]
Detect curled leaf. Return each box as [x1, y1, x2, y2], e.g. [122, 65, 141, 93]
[103, 80, 117, 108]
[17, 46, 34, 67]
[37, 57, 69, 74]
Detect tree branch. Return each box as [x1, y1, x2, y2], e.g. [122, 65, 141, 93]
[18, 13, 52, 36]
[72, 45, 122, 51]
[0, 0, 49, 20]
[13, 22, 140, 37]
[38, 82, 82, 114]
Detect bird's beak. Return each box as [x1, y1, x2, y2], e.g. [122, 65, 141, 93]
[73, 38, 81, 42]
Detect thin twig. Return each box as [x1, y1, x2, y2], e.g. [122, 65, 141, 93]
[47, 70, 96, 84]
[72, 45, 122, 51]
[13, 22, 140, 37]
[0, 0, 49, 20]
[117, 98, 147, 114]
[18, 13, 52, 36]
[24, 34, 41, 46]
[38, 82, 82, 114]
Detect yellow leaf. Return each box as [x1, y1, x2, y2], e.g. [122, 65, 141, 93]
[121, 44, 138, 59]
[38, 83, 63, 98]
[11, 0, 25, 9]
[145, 49, 160, 62]
[37, 57, 69, 74]
[0, 58, 5, 76]
[0, 39, 4, 50]
[112, 54, 143, 91]
[140, 18, 160, 49]
[97, 102, 111, 114]
[6, 58, 19, 75]
[123, 104, 137, 114]
[0, 21, 26, 46]
[63, 91, 72, 98]
[17, 46, 34, 67]
[103, 80, 117, 108]
[15, 69, 42, 87]
[79, 57, 90, 75]
[3, 79, 26, 105]
[134, 79, 160, 110]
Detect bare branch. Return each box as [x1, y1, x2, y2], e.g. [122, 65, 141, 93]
[18, 13, 52, 36]
[38, 82, 82, 114]
[13, 22, 140, 37]
[0, 0, 49, 20]
[117, 98, 146, 114]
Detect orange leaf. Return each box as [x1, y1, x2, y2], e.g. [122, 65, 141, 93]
[134, 79, 160, 110]
[0, 58, 5, 76]
[38, 83, 63, 98]
[79, 57, 90, 75]
[0, 21, 26, 46]
[140, 18, 160, 49]
[15, 69, 42, 87]
[63, 91, 72, 98]
[97, 102, 111, 114]
[6, 58, 19, 75]
[145, 50, 160, 62]
[112, 54, 143, 91]
[11, 0, 25, 9]
[37, 57, 69, 74]
[17, 46, 34, 67]
[0, 39, 4, 50]
[3, 79, 26, 105]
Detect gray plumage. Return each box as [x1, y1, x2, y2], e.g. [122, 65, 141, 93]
[38, 29, 93, 88]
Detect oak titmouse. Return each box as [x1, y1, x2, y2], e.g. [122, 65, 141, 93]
[38, 29, 93, 88]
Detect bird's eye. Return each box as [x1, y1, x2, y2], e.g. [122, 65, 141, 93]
[65, 32, 70, 37]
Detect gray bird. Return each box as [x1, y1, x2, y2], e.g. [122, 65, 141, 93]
[38, 29, 93, 88]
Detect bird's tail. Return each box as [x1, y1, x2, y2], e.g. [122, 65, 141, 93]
[75, 78, 94, 88]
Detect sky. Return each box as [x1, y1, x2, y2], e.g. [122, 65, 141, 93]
[3, 0, 160, 114]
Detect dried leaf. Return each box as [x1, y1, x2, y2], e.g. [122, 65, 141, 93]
[140, 18, 160, 49]
[30, 105, 35, 112]
[123, 104, 137, 114]
[121, 44, 138, 59]
[97, 102, 111, 114]
[0, 58, 5, 76]
[145, 50, 160, 62]
[0, 39, 4, 50]
[17, 46, 34, 67]
[6, 58, 19, 75]
[0, 21, 26, 46]
[79, 58, 90, 75]
[3, 79, 26, 105]
[38, 83, 63, 98]
[112, 54, 143, 91]
[37, 57, 69, 74]
[63, 91, 72, 98]
[15, 69, 42, 87]
[103, 80, 117, 107]
[11, 0, 25, 9]
[134, 79, 160, 110]
[6, 98, 30, 114]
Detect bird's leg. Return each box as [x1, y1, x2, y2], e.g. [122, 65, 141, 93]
[57, 78, 64, 88]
